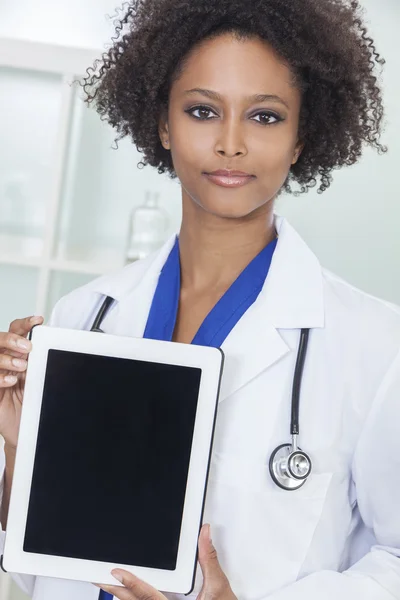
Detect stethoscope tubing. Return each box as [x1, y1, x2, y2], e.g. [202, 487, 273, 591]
[291, 328, 310, 436]
[91, 296, 115, 333]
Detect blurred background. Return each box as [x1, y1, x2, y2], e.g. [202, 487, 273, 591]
[0, 0, 399, 598]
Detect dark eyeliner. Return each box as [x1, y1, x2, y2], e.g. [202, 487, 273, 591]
[184, 105, 283, 124]
[251, 110, 283, 124]
[184, 105, 217, 119]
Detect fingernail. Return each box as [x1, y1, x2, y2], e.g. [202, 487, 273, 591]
[17, 339, 30, 350]
[30, 316, 42, 323]
[112, 571, 124, 583]
[12, 358, 27, 369]
[5, 375, 17, 384]
[207, 524, 212, 544]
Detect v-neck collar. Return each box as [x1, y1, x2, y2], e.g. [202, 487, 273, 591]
[143, 236, 278, 347]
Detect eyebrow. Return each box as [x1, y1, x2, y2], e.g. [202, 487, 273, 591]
[184, 88, 290, 109]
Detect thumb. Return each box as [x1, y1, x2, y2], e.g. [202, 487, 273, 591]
[198, 524, 229, 592]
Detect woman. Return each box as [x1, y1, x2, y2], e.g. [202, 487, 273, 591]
[1, 0, 399, 599]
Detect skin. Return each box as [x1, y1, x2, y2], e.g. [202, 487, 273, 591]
[159, 33, 304, 344]
[0, 32, 305, 599]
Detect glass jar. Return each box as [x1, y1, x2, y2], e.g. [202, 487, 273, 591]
[125, 191, 169, 263]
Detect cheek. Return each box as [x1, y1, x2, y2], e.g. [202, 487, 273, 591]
[244, 146, 293, 190]
[258, 142, 295, 179]
[250, 128, 294, 161]
[173, 123, 210, 162]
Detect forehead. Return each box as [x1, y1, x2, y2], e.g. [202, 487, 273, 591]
[173, 33, 298, 102]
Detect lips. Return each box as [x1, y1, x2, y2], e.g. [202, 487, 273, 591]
[207, 170, 253, 177]
[204, 170, 255, 188]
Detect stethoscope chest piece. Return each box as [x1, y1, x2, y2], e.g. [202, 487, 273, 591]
[269, 443, 312, 491]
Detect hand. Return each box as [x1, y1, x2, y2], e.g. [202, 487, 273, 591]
[0, 316, 44, 448]
[96, 523, 237, 600]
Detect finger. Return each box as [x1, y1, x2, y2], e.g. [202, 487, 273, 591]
[0, 348, 29, 360]
[8, 315, 44, 337]
[0, 331, 32, 356]
[0, 374, 19, 387]
[111, 569, 166, 600]
[198, 524, 229, 592]
[0, 354, 28, 374]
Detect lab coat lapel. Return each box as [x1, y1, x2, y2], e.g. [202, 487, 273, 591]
[218, 301, 290, 401]
[91, 234, 177, 338]
[219, 214, 325, 402]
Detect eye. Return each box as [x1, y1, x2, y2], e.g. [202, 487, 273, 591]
[185, 105, 283, 125]
[185, 105, 217, 120]
[251, 111, 282, 125]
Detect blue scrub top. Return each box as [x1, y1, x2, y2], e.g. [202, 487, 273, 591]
[98, 234, 277, 600]
[144, 235, 277, 346]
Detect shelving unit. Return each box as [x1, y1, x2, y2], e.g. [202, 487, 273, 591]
[0, 37, 182, 331]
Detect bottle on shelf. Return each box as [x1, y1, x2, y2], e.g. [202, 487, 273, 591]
[125, 191, 169, 263]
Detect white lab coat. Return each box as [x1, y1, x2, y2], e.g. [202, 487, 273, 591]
[1, 214, 400, 600]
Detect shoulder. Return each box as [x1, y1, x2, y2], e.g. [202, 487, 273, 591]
[47, 234, 177, 330]
[47, 250, 162, 330]
[321, 266, 400, 364]
[322, 266, 400, 327]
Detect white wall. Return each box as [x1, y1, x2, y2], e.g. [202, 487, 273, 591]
[277, 0, 400, 305]
[0, 0, 117, 49]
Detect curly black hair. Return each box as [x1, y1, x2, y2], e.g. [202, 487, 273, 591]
[80, 0, 388, 196]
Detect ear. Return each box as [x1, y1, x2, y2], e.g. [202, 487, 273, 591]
[292, 140, 305, 165]
[158, 108, 170, 150]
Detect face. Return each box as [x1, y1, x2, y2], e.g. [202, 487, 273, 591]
[159, 33, 304, 219]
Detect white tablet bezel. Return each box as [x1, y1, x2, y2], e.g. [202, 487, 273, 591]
[3, 325, 224, 593]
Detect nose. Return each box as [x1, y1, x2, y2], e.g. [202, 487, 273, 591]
[215, 116, 248, 158]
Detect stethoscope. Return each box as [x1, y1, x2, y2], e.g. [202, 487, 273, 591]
[90, 296, 312, 491]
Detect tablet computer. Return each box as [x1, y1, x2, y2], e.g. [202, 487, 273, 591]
[3, 325, 224, 593]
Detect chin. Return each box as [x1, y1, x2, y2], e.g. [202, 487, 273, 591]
[204, 204, 260, 220]
[189, 188, 268, 219]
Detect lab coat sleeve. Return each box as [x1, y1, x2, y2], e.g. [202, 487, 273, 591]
[263, 346, 400, 600]
[0, 299, 70, 598]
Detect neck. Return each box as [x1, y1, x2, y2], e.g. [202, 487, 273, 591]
[178, 198, 276, 292]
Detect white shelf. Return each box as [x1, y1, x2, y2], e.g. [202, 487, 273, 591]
[0, 37, 99, 77]
[0, 233, 42, 261]
[49, 257, 122, 275]
[0, 232, 127, 274]
[0, 256, 121, 276]
[0, 255, 41, 268]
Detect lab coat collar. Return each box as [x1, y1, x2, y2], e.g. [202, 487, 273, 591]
[216, 214, 324, 400]
[262, 213, 324, 329]
[91, 213, 324, 328]
[90, 214, 324, 401]
[90, 236, 177, 303]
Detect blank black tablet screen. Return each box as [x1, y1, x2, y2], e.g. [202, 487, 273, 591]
[23, 349, 202, 570]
